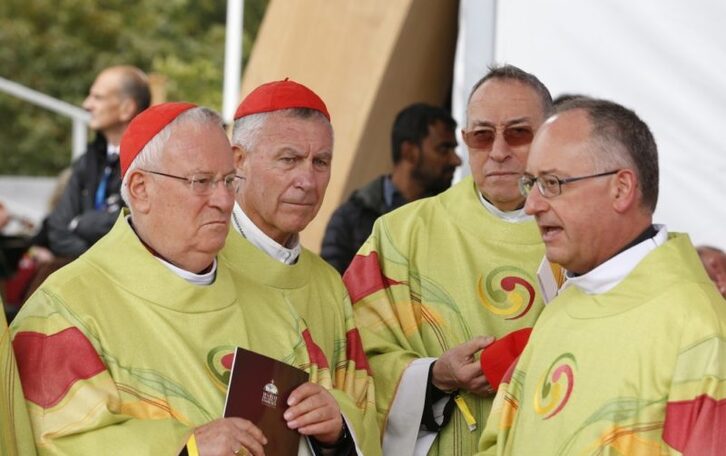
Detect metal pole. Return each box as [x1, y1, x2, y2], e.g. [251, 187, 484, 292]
[451, 0, 497, 183]
[72, 118, 88, 159]
[0, 76, 88, 120]
[0, 76, 89, 161]
[222, 0, 244, 126]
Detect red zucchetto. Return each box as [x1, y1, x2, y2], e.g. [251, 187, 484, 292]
[234, 78, 330, 121]
[480, 327, 533, 390]
[120, 102, 196, 177]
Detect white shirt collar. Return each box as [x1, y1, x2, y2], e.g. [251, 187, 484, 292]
[477, 191, 532, 223]
[107, 144, 120, 158]
[231, 202, 301, 265]
[562, 224, 667, 295]
[155, 257, 217, 286]
[125, 215, 216, 285]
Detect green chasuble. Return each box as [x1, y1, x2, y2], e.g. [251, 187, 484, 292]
[344, 176, 546, 456]
[1, 303, 36, 456]
[10, 216, 245, 455]
[220, 231, 381, 456]
[478, 234, 726, 455]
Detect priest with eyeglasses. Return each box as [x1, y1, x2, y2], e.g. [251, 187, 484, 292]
[478, 97, 726, 455]
[10, 102, 251, 455]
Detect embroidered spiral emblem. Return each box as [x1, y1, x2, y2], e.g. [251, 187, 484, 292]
[534, 353, 576, 419]
[477, 266, 537, 320]
[206, 345, 236, 389]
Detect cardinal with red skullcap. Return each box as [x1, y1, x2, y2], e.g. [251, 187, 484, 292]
[221, 79, 382, 455]
[9, 102, 257, 454]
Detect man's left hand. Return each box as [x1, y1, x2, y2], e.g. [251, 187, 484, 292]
[284, 382, 343, 445]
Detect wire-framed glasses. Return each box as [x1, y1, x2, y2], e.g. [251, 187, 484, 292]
[142, 170, 240, 195]
[519, 170, 620, 198]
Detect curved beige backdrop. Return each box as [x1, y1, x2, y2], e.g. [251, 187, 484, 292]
[241, 0, 459, 255]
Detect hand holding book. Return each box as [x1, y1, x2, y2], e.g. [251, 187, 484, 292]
[187, 347, 350, 456]
[284, 382, 344, 445]
[191, 417, 267, 456]
[223, 347, 309, 455]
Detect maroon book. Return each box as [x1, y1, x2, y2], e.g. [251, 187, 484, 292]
[223, 347, 310, 456]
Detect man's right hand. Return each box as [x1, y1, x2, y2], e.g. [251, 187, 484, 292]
[194, 417, 267, 456]
[432, 336, 495, 396]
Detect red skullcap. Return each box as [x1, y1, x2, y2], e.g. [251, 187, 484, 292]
[120, 102, 197, 177]
[480, 327, 533, 390]
[234, 78, 330, 121]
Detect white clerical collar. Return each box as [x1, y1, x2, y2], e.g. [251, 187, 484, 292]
[231, 202, 301, 265]
[125, 215, 216, 285]
[156, 256, 217, 286]
[477, 191, 532, 223]
[562, 224, 667, 295]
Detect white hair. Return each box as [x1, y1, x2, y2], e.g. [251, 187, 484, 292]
[230, 108, 333, 151]
[120, 107, 224, 209]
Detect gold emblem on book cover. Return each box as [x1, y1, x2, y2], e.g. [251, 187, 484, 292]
[262, 379, 279, 408]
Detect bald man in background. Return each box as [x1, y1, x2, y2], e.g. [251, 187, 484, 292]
[47, 65, 151, 258]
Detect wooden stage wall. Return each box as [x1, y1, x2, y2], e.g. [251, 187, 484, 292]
[241, 0, 459, 254]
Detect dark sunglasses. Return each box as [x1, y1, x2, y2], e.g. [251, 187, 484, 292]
[462, 126, 534, 150]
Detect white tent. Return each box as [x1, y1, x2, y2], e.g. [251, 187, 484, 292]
[453, 0, 726, 249]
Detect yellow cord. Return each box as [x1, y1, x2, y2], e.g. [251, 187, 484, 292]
[454, 394, 477, 432]
[186, 433, 200, 456]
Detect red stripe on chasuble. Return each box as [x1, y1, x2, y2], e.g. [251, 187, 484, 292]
[13, 328, 106, 408]
[663, 394, 726, 454]
[346, 328, 372, 374]
[302, 329, 330, 369]
[343, 252, 401, 303]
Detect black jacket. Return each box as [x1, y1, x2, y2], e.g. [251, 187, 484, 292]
[321, 175, 399, 275]
[47, 135, 123, 257]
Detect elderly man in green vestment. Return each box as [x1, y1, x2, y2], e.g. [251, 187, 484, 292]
[224, 79, 381, 456]
[343, 65, 554, 455]
[11, 102, 304, 456]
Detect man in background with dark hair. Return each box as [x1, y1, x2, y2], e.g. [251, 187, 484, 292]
[47, 65, 151, 258]
[321, 102, 460, 274]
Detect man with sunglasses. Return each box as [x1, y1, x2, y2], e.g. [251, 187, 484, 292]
[344, 65, 553, 455]
[10, 102, 254, 454]
[478, 98, 726, 454]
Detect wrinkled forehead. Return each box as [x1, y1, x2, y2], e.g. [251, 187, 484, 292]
[162, 120, 233, 165]
[260, 111, 334, 146]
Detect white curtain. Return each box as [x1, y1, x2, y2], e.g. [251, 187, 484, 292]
[453, 0, 726, 248]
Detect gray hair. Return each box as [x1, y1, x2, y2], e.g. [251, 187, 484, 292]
[468, 64, 554, 118]
[556, 97, 659, 212]
[120, 107, 224, 208]
[231, 108, 333, 151]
